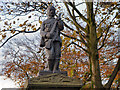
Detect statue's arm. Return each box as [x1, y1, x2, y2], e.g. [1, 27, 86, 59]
[40, 22, 46, 38]
[58, 20, 64, 31]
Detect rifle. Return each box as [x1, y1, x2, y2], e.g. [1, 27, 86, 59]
[53, 13, 62, 72]
[49, 13, 62, 36]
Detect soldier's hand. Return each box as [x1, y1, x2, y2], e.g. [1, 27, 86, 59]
[46, 33, 53, 39]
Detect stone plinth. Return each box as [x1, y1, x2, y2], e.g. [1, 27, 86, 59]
[27, 72, 83, 90]
[39, 70, 67, 76]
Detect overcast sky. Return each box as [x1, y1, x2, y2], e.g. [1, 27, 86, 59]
[0, 76, 18, 89]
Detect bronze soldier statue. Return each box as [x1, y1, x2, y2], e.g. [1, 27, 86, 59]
[40, 6, 64, 72]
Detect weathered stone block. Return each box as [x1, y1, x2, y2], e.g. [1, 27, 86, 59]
[27, 73, 83, 90]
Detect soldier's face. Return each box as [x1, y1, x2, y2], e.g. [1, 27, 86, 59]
[47, 8, 55, 17]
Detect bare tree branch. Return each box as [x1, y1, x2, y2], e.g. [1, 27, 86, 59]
[61, 32, 88, 47]
[72, 42, 89, 53]
[23, 44, 39, 62]
[103, 51, 119, 65]
[0, 33, 20, 48]
[61, 32, 81, 42]
[75, 2, 85, 6]
[0, 27, 40, 48]
[67, 2, 89, 24]
[64, 22, 86, 39]
[61, 41, 89, 53]
[61, 42, 73, 52]
[24, 27, 40, 33]
[98, 13, 119, 50]
[104, 58, 120, 88]
[0, 2, 48, 21]
[95, 2, 99, 15]
[97, 26, 111, 50]
[64, 2, 86, 31]
[97, 4, 118, 28]
[64, 21, 88, 47]
[13, 60, 30, 79]
[64, 3, 88, 47]
[97, 21, 119, 41]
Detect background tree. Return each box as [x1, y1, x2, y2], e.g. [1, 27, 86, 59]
[61, 1, 119, 88]
[0, 1, 119, 88]
[2, 34, 46, 87]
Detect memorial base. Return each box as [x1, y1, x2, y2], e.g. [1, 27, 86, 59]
[27, 71, 82, 90]
[39, 70, 67, 76]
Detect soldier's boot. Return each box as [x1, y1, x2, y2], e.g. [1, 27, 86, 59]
[53, 59, 60, 73]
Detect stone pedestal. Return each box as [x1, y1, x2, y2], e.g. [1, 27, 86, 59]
[39, 70, 67, 76]
[27, 71, 83, 90]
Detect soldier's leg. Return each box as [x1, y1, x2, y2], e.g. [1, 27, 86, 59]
[46, 46, 54, 71]
[53, 42, 61, 72]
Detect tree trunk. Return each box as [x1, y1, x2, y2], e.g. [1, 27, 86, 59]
[88, 24, 103, 88]
[86, 2, 103, 88]
[89, 51, 103, 88]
